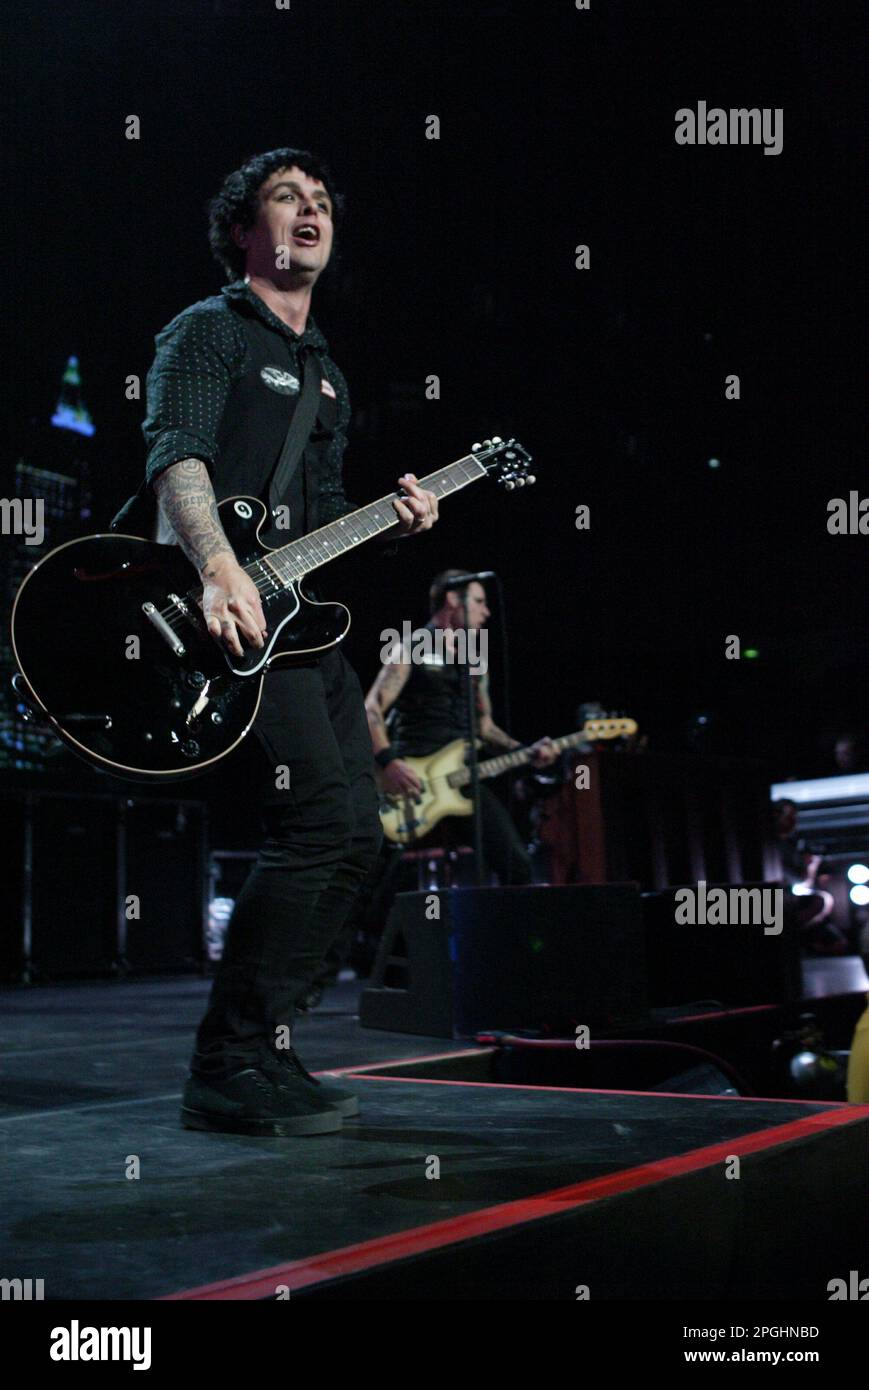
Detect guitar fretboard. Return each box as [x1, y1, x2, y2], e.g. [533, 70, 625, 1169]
[254, 454, 488, 587]
[449, 730, 589, 788]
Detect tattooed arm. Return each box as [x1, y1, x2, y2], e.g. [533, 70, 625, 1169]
[364, 657, 412, 756]
[363, 655, 422, 794]
[153, 458, 266, 656]
[476, 670, 559, 767]
[476, 671, 519, 750]
[153, 457, 234, 571]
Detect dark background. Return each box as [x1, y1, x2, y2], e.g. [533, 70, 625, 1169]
[5, 0, 865, 781]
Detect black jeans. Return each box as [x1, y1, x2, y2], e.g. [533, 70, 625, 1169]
[192, 649, 382, 1079]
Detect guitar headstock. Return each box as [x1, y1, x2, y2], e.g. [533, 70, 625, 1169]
[583, 717, 638, 741]
[472, 437, 535, 491]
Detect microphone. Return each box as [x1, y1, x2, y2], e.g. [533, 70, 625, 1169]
[446, 570, 496, 587]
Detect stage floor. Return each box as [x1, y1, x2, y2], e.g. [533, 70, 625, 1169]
[1, 976, 867, 1300]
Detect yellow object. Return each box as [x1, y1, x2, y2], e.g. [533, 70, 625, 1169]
[846, 997, 869, 1103]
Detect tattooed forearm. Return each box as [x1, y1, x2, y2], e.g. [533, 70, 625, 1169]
[364, 662, 410, 751]
[366, 705, 387, 739]
[481, 722, 520, 751]
[153, 458, 235, 575]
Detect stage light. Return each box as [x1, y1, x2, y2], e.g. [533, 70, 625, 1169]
[849, 884, 869, 906]
[706, 457, 721, 469]
[846, 863, 869, 884]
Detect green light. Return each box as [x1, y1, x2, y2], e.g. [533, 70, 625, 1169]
[744, 648, 760, 660]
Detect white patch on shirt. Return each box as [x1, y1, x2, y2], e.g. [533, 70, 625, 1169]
[261, 366, 300, 395]
[320, 377, 337, 399]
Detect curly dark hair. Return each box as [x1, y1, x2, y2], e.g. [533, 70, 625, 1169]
[207, 146, 345, 281]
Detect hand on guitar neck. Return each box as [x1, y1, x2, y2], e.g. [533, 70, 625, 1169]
[528, 736, 559, 768]
[156, 460, 436, 659]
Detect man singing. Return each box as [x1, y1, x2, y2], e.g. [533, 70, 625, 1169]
[139, 148, 439, 1135]
[365, 570, 558, 884]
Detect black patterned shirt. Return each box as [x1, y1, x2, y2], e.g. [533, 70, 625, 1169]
[141, 279, 355, 536]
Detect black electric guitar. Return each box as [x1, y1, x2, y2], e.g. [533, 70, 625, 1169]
[11, 438, 534, 781]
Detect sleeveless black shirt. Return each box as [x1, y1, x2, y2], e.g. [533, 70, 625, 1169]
[389, 623, 484, 757]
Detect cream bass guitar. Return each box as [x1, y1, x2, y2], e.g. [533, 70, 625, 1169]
[378, 717, 638, 845]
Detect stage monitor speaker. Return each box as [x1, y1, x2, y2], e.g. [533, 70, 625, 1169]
[0, 792, 206, 982]
[23, 795, 119, 977]
[122, 799, 208, 973]
[641, 884, 803, 1008]
[359, 884, 649, 1038]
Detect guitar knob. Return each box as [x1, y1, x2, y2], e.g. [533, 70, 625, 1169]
[181, 740, 200, 759]
[185, 671, 207, 691]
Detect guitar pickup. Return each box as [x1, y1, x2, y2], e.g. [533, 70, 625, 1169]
[143, 602, 186, 656]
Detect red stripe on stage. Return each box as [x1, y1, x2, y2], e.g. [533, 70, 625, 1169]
[161, 1100, 869, 1300]
[321, 1046, 491, 1075]
[662, 1004, 779, 1023]
[339, 1072, 850, 1105]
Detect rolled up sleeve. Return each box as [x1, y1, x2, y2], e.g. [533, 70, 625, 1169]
[141, 305, 243, 489]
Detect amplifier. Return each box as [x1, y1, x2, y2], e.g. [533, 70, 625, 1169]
[0, 791, 207, 981]
[360, 884, 649, 1038]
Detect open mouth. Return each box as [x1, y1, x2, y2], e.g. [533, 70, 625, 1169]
[291, 223, 321, 247]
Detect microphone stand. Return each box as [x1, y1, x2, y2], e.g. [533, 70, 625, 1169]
[456, 584, 484, 887]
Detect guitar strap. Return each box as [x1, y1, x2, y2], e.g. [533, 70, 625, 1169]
[110, 349, 325, 540]
[267, 348, 323, 525]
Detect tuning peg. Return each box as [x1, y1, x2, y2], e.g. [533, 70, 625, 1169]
[483, 438, 492, 448]
[492, 435, 502, 444]
[504, 479, 515, 490]
[526, 474, 536, 485]
[472, 442, 482, 452]
[515, 476, 525, 487]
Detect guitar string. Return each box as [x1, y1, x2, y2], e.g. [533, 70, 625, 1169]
[384, 732, 627, 795]
[154, 457, 489, 627]
[156, 465, 466, 623]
